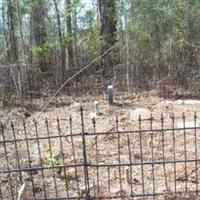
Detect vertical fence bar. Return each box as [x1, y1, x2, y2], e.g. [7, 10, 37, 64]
[93, 117, 100, 197]
[107, 167, 111, 193]
[182, 113, 188, 192]
[23, 120, 35, 197]
[34, 119, 47, 199]
[1, 123, 15, 200]
[194, 113, 198, 193]
[80, 106, 90, 199]
[116, 116, 123, 196]
[11, 122, 23, 186]
[171, 114, 177, 193]
[139, 115, 145, 198]
[92, 179, 96, 197]
[150, 115, 155, 199]
[95, 135, 100, 197]
[0, 182, 2, 199]
[57, 118, 69, 198]
[127, 134, 134, 199]
[45, 119, 58, 198]
[69, 116, 80, 196]
[161, 114, 169, 191]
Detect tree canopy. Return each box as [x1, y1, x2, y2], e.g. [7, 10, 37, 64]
[0, 0, 200, 97]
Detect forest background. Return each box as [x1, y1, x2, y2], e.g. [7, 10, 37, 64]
[0, 0, 200, 102]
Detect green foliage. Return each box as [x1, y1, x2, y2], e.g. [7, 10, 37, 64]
[19, 0, 31, 14]
[85, 10, 95, 28]
[1, 0, 200, 91]
[188, 67, 200, 92]
[126, 1, 200, 70]
[0, 86, 19, 105]
[64, 34, 74, 45]
[32, 40, 59, 57]
[46, 150, 60, 173]
[85, 26, 101, 55]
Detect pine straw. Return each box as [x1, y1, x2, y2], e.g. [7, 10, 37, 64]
[1, 92, 200, 199]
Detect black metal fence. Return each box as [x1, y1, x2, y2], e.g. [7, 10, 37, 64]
[1, 108, 200, 199]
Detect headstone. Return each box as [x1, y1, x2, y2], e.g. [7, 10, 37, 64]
[90, 112, 97, 122]
[108, 85, 114, 105]
[184, 100, 200, 105]
[94, 101, 99, 116]
[174, 99, 184, 105]
[126, 107, 151, 121]
[119, 96, 124, 106]
[167, 99, 200, 106]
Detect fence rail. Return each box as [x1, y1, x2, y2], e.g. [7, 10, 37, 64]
[0, 108, 200, 199]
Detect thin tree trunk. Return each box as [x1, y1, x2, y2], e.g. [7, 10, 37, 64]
[2, 1, 10, 62]
[31, 0, 47, 72]
[53, 0, 66, 83]
[187, 1, 195, 69]
[73, 1, 78, 67]
[29, 13, 33, 67]
[125, 11, 130, 93]
[98, 0, 118, 72]
[66, 0, 74, 69]
[16, 0, 26, 57]
[7, 0, 18, 62]
[7, 0, 23, 103]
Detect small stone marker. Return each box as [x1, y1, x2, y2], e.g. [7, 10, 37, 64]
[126, 107, 151, 121]
[119, 96, 124, 106]
[107, 85, 114, 105]
[90, 112, 97, 122]
[94, 100, 99, 116]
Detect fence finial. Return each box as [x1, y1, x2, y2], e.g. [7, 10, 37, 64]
[182, 112, 186, 121]
[194, 112, 197, 119]
[138, 114, 141, 122]
[161, 113, 164, 123]
[80, 105, 83, 112]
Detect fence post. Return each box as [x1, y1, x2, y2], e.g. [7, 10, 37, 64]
[80, 106, 91, 199]
[107, 85, 114, 105]
[1, 123, 15, 200]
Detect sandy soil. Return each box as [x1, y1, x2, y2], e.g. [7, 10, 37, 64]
[1, 91, 200, 200]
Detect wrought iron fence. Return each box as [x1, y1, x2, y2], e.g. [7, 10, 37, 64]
[0, 107, 200, 199]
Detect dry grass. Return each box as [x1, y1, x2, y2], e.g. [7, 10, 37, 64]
[1, 91, 200, 199]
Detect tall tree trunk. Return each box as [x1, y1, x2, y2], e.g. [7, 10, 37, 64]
[66, 0, 74, 69]
[31, 0, 47, 72]
[29, 12, 33, 66]
[154, 24, 162, 79]
[2, 1, 10, 62]
[7, 0, 18, 62]
[7, 0, 24, 105]
[98, 0, 117, 71]
[16, 0, 26, 57]
[187, 1, 195, 69]
[53, 0, 66, 83]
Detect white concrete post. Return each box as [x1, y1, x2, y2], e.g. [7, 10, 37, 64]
[94, 100, 99, 116]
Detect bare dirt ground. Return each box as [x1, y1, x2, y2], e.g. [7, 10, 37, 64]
[1, 91, 200, 200]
